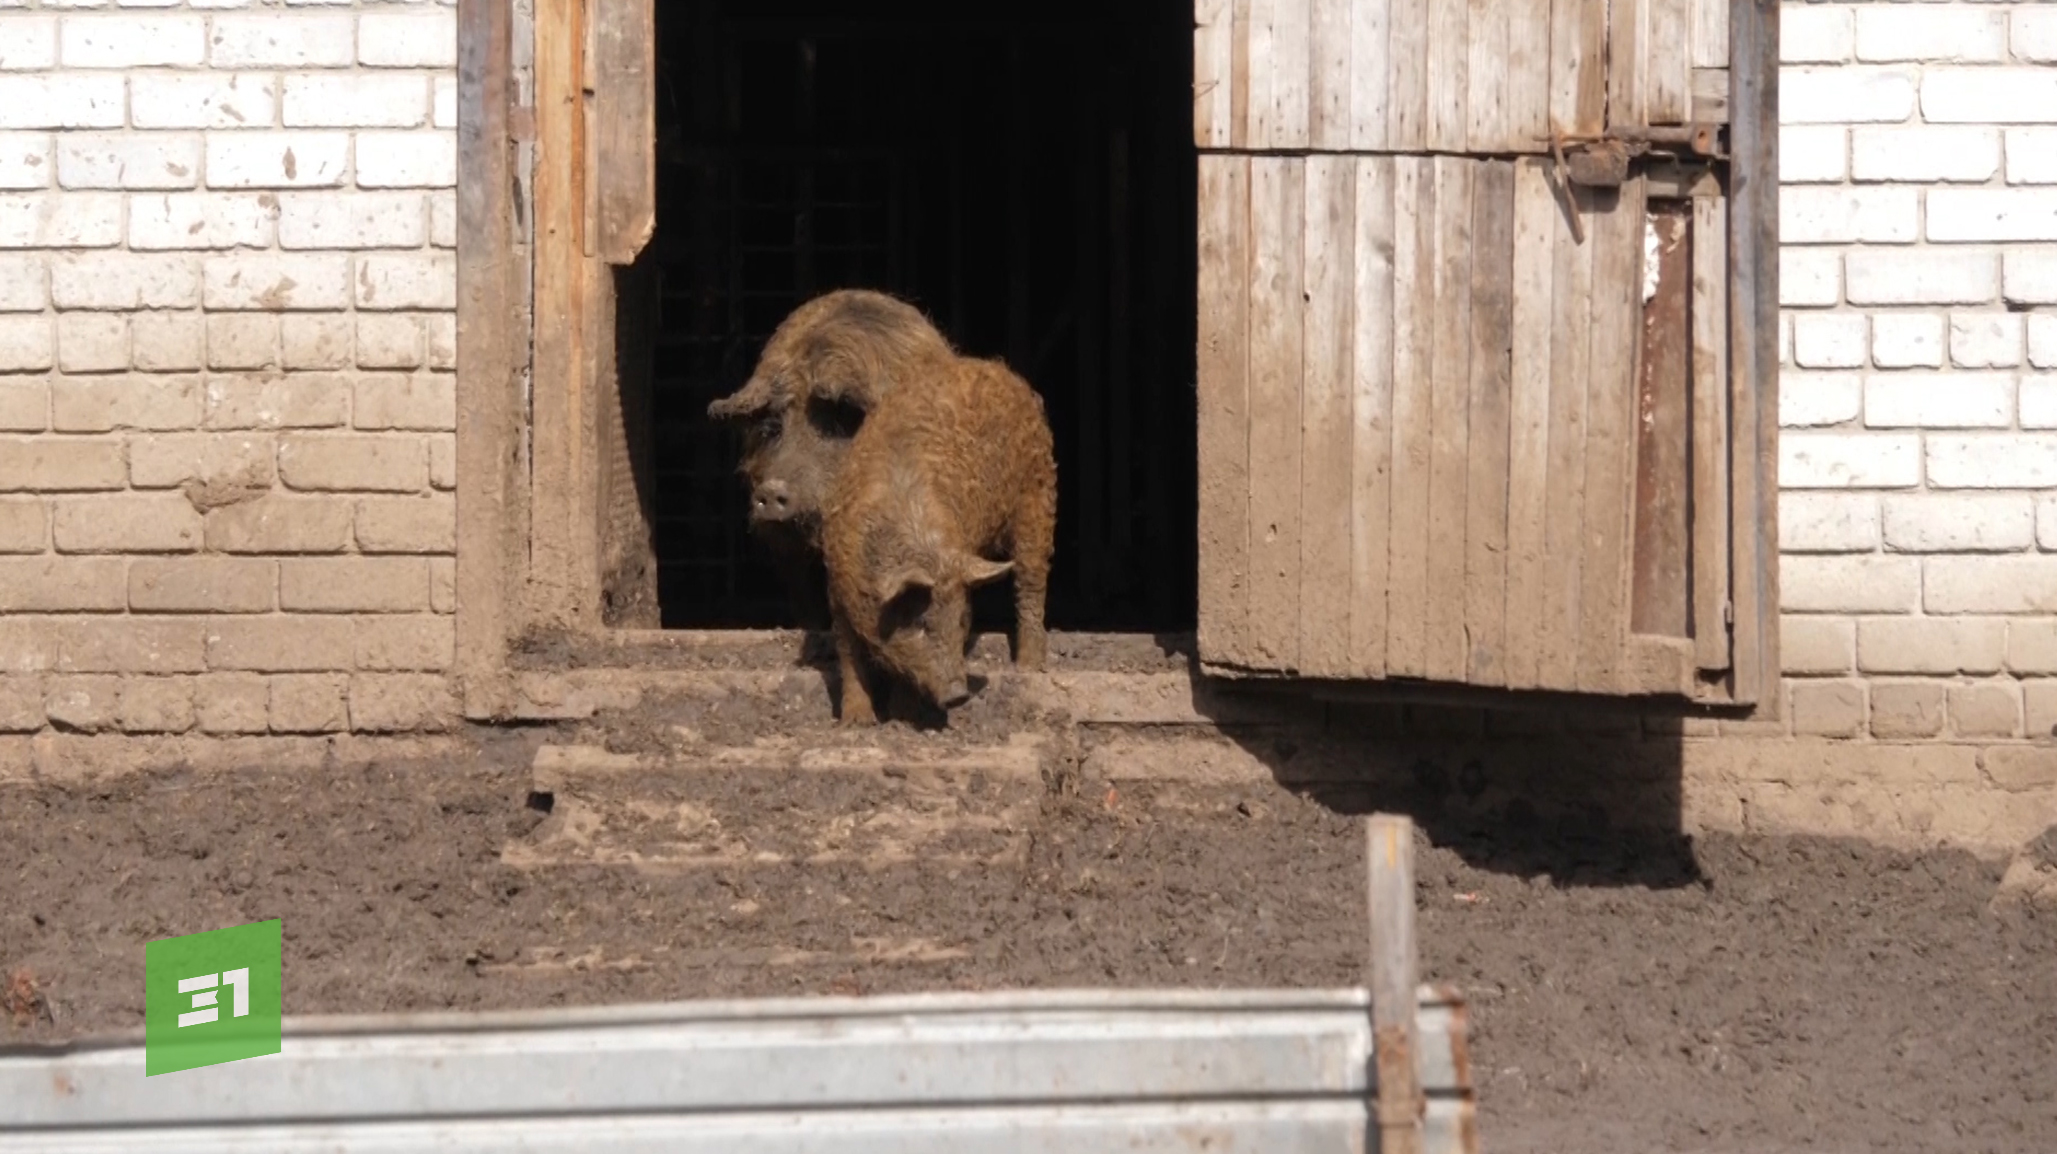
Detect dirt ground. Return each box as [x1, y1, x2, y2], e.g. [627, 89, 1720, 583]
[4, 720, 2055, 1153]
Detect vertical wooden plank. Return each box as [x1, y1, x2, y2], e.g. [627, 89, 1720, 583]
[1576, 182, 1645, 694]
[1248, 157, 1306, 670]
[1464, 162, 1515, 687]
[1348, 0, 1392, 152]
[1427, 0, 1469, 151]
[529, 0, 589, 618]
[1649, 0, 1692, 125]
[1727, 0, 1779, 709]
[1309, 0, 1353, 150]
[1536, 183, 1593, 689]
[1230, 0, 1254, 150]
[591, 0, 655, 264]
[1272, 0, 1312, 149]
[1503, 159, 1556, 689]
[1466, 0, 1509, 153]
[1389, 0, 1430, 151]
[1384, 157, 1434, 679]
[1551, 0, 1608, 137]
[1693, 0, 1730, 69]
[1300, 156, 1356, 677]
[1691, 195, 1732, 673]
[1692, 68, 1730, 124]
[1425, 157, 1473, 683]
[1367, 815, 1423, 1154]
[1245, 0, 1276, 146]
[1350, 156, 1396, 679]
[1630, 202, 1692, 643]
[1195, 0, 1235, 148]
[1507, 0, 1552, 151]
[1609, 0, 1649, 129]
[1196, 156, 1252, 667]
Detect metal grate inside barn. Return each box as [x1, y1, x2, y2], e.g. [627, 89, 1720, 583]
[633, 0, 1199, 631]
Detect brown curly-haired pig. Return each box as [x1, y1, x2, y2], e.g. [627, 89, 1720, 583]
[822, 354, 1057, 725]
[706, 289, 956, 629]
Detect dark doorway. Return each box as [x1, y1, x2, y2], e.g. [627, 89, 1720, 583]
[639, 0, 1199, 632]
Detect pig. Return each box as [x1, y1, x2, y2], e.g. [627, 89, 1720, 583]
[705, 289, 956, 629]
[821, 353, 1057, 726]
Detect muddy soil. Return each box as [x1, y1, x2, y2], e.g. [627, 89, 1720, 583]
[4, 734, 2055, 1154]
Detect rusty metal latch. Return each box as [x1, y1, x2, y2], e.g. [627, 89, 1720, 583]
[1542, 122, 1728, 190]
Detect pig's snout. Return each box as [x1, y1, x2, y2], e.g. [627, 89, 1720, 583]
[750, 479, 797, 522]
[941, 679, 971, 708]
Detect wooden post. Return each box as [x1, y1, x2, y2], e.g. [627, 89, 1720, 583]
[1367, 814, 1422, 1154]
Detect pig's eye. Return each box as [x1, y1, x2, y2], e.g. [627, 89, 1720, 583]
[806, 396, 866, 439]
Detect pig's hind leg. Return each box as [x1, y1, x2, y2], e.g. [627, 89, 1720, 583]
[1009, 473, 1056, 671]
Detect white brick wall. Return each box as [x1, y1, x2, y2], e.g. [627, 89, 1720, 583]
[1780, 1, 2057, 740]
[0, 1, 457, 737]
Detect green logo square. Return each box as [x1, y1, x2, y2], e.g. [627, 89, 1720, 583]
[144, 919, 282, 1077]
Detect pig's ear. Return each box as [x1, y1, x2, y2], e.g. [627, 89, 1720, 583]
[875, 567, 934, 607]
[961, 555, 1015, 588]
[707, 378, 774, 421]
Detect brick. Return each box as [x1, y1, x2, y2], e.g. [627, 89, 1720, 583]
[349, 672, 454, 733]
[209, 132, 350, 194]
[282, 75, 431, 128]
[1792, 681, 1865, 739]
[55, 133, 200, 191]
[62, 14, 205, 67]
[2016, 8, 2057, 64]
[269, 672, 347, 733]
[1948, 314, 2023, 369]
[0, 677, 44, 734]
[279, 434, 428, 492]
[1783, 615, 1855, 675]
[1782, 187, 1918, 245]
[280, 557, 430, 612]
[1953, 684, 2022, 740]
[430, 190, 455, 248]
[205, 494, 351, 554]
[54, 619, 206, 676]
[2021, 377, 2057, 429]
[2011, 621, 2057, 675]
[431, 556, 454, 613]
[354, 253, 455, 311]
[1922, 68, 2057, 125]
[433, 78, 457, 132]
[52, 252, 201, 310]
[2031, 317, 2057, 370]
[1883, 494, 2034, 554]
[0, 498, 42, 553]
[202, 373, 350, 430]
[132, 314, 205, 373]
[1779, 492, 1880, 553]
[428, 434, 454, 490]
[1780, 249, 1841, 306]
[281, 315, 352, 370]
[1779, 433, 1921, 489]
[1783, 6, 1851, 64]
[2006, 129, 2057, 185]
[1870, 683, 1945, 740]
[128, 431, 274, 490]
[359, 12, 457, 69]
[117, 676, 193, 734]
[1858, 617, 2006, 675]
[0, 381, 43, 432]
[0, 132, 50, 192]
[129, 558, 274, 613]
[1781, 66, 1915, 124]
[1930, 189, 2057, 244]
[53, 495, 200, 553]
[0, 438, 124, 491]
[427, 315, 455, 370]
[277, 192, 424, 250]
[205, 314, 279, 370]
[209, 13, 355, 68]
[193, 673, 267, 735]
[1928, 435, 2057, 489]
[356, 131, 455, 190]
[353, 373, 452, 431]
[0, 557, 126, 612]
[2027, 681, 2057, 742]
[2004, 251, 2057, 307]
[1847, 251, 1997, 306]
[206, 618, 356, 673]
[1855, 7, 2005, 64]
[0, 192, 122, 248]
[354, 493, 452, 554]
[1927, 557, 2057, 614]
[1782, 555, 1921, 614]
[0, 622, 56, 675]
[0, 314, 50, 370]
[131, 74, 276, 130]
[1851, 125, 1999, 185]
[353, 316, 422, 370]
[45, 674, 118, 733]
[1791, 315, 1866, 370]
[1865, 373, 2013, 429]
[1983, 748, 2057, 793]
[0, 17, 57, 72]
[0, 254, 46, 311]
[2043, 495, 2057, 549]
[1780, 371, 1861, 426]
[52, 376, 202, 432]
[1870, 315, 1944, 369]
[354, 614, 453, 672]
[56, 312, 127, 373]
[0, 75, 124, 130]
[129, 192, 275, 251]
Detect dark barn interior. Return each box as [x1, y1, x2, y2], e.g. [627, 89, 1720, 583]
[634, 0, 1199, 632]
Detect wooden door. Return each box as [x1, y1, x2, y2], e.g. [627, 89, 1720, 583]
[1192, 0, 1777, 705]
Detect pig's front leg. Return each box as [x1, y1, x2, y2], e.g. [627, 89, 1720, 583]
[831, 610, 878, 726]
